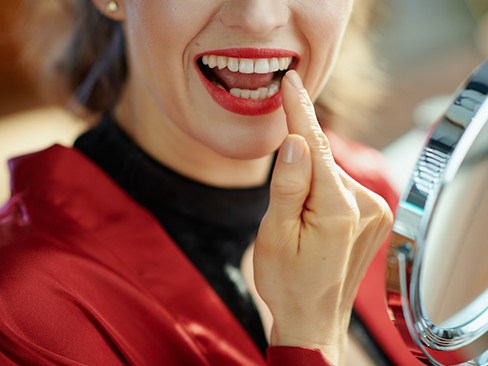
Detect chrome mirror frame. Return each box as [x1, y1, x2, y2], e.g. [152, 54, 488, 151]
[386, 61, 488, 366]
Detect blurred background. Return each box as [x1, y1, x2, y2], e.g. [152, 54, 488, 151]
[372, 0, 485, 148]
[0, 0, 487, 202]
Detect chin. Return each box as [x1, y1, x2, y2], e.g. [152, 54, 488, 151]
[184, 91, 289, 160]
[207, 127, 287, 161]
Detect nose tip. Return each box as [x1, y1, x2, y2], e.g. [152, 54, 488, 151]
[220, 1, 290, 36]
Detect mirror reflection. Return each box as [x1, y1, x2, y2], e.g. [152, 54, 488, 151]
[421, 118, 488, 328]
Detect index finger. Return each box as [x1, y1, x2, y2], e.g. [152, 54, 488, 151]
[281, 71, 344, 208]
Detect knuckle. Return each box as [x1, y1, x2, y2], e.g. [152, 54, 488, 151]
[298, 88, 314, 109]
[379, 203, 394, 229]
[360, 191, 394, 229]
[304, 193, 361, 233]
[301, 208, 322, 229]
[306, 127, 330, 152]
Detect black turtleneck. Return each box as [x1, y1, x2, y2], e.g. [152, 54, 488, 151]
[74, 115, 270, 354]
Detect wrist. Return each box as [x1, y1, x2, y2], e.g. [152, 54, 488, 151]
[269, 317, 348, 365]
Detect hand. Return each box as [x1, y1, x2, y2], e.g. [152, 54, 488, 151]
[253, 71, 393, 365]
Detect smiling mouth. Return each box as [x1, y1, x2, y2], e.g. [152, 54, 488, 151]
[197, 54, 298, 100]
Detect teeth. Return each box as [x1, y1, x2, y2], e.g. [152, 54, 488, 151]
[229, 89, 241, 97]
[254, 59, 269, 73]
[227, 57, 239, 72]
[240, 89, 251, 99]
[201, 55, 293, 74]
[217, 56, 227, 70]
[269, 58, 280, 72]
[202, 54, 290, 100]
[207, 55, 218, 68]
[278, 57, 289, 70]
[239, 59, 254, 74]
[258, 87, 268, 99]
[228, 81, 280, 100]
[249, 90, 260, 100]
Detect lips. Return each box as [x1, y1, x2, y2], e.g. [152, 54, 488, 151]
[195, 48, 299, 115]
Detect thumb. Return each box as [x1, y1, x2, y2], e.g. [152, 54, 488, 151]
[267, 134, 312, 223]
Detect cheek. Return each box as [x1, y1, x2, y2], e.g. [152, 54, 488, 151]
[123, 2, 202, 110]
[125, 3, 188, 52]
[125, 0, 218, 48]
[303, 0, 353, 49]
[298, 0, 353, 98]
[123, 0, 219, 98]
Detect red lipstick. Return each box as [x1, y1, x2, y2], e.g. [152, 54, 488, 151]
[195, 48, 299, 116]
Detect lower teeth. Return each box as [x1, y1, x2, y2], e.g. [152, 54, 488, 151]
[213, 81, 281, 100]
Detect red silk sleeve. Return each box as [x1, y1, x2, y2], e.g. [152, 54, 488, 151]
[267, 347, 333, 366]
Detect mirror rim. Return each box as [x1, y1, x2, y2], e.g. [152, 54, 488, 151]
[386, 61, 488, 366]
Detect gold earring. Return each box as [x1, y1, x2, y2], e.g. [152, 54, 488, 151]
[106, 1, 119, 13]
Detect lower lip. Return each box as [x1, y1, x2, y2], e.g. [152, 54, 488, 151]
[196, 67, 282, 116]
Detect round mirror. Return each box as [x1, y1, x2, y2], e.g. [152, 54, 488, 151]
[386, 61, 488, 366]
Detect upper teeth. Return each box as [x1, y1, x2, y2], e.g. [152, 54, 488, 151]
[201, 55, 293, 74]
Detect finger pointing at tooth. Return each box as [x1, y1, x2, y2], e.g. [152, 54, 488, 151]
[253, 70, 393, 365]
[282, 70, 346, 212]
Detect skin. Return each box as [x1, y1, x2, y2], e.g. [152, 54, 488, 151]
[90, 1, 393, 364]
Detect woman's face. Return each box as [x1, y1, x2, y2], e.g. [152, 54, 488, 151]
[118, 0, 353, 160]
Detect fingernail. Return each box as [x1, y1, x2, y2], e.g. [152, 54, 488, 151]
[285, 70, 304, 90]
[281, 137, 305, 164]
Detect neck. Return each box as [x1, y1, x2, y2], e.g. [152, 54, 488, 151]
[113, 81, 274, 189]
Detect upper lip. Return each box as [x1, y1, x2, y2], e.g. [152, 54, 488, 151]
[195, 48, 300, 60]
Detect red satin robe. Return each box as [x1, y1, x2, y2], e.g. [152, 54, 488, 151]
[0, 135, 421, 365]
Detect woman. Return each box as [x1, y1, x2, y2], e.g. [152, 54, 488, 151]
[0, 1, 418, 365]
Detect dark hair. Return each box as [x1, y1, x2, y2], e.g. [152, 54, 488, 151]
[66, 2, 126, 112]
[22, 0, 126, 114]
[23, 0, 382, 135]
